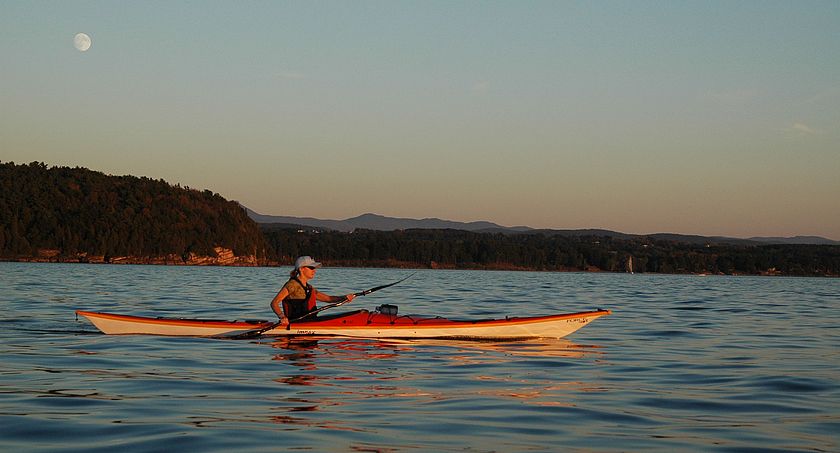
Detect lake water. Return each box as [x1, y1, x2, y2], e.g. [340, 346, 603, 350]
[1, 262, 838, 452]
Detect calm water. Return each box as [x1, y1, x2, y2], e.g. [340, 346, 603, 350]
[1, 262, 838, 452]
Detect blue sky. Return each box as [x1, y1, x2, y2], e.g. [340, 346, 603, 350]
[2, 1, 838, 239]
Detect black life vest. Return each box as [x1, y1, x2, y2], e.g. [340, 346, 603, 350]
[282, 278, 318, 320]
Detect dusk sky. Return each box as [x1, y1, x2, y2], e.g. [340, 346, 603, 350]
[2, 1, 838, 240]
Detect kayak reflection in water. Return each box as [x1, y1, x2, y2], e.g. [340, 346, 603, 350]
[270, 256, 356, 326]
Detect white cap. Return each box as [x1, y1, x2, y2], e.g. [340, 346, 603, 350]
[294, 256, 321, 269]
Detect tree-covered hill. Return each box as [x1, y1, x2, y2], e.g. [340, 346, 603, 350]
[0, 161, 269, 264]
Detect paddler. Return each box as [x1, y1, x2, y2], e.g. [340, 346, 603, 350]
[270, 256, 356, 325]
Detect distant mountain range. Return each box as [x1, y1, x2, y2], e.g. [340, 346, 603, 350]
[245, 209, 839, 246]
[246, 210, 530, 233]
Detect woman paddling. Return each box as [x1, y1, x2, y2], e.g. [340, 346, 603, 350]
[270, 256, 355, 325]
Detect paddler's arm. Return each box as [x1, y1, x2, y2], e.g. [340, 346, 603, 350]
[270, 287, 291, 325]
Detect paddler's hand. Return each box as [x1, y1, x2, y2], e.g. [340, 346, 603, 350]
[344, 294, 355, 302]
[279, 317, 289, 326]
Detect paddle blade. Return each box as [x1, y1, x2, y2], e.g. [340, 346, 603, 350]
[217, 321, 280, 340]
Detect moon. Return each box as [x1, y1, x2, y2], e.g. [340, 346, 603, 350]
[74, 33, 91, 52]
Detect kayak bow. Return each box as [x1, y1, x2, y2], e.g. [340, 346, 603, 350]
[75, 307, 611, 340]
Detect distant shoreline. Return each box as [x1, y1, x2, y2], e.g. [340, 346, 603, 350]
[3, 257, 836, 277]
[5, 163, 838, 279]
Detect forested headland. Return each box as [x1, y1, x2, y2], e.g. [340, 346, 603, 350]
[2, 161, 839, 276]
[1, 161, 268, 265]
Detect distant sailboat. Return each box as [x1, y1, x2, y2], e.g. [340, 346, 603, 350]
[627, 255, 634, 274]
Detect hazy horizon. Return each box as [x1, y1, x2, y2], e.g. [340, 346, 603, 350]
[2, 1, 838, 240]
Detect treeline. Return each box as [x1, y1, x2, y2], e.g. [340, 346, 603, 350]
[0, 161, 268, 262]
[3, 161, 839, 276]
[262, 227, 840, 277]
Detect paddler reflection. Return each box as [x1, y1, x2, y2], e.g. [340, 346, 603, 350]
[270, 256, 356, 326]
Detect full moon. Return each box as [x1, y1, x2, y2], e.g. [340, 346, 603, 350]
[74, 33, 91, 52]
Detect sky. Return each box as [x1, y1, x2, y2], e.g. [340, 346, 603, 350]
[2, 1, 839, 240]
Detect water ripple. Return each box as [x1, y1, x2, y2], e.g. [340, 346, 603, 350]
[1, 264, 838, 452]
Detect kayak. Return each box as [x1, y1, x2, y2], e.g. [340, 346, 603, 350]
[75, 307, 611, 340]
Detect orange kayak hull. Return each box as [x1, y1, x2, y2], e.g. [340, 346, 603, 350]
[76, 308, 611, 340]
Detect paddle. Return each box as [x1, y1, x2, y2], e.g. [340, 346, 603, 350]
[223, 273, 414, 340]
